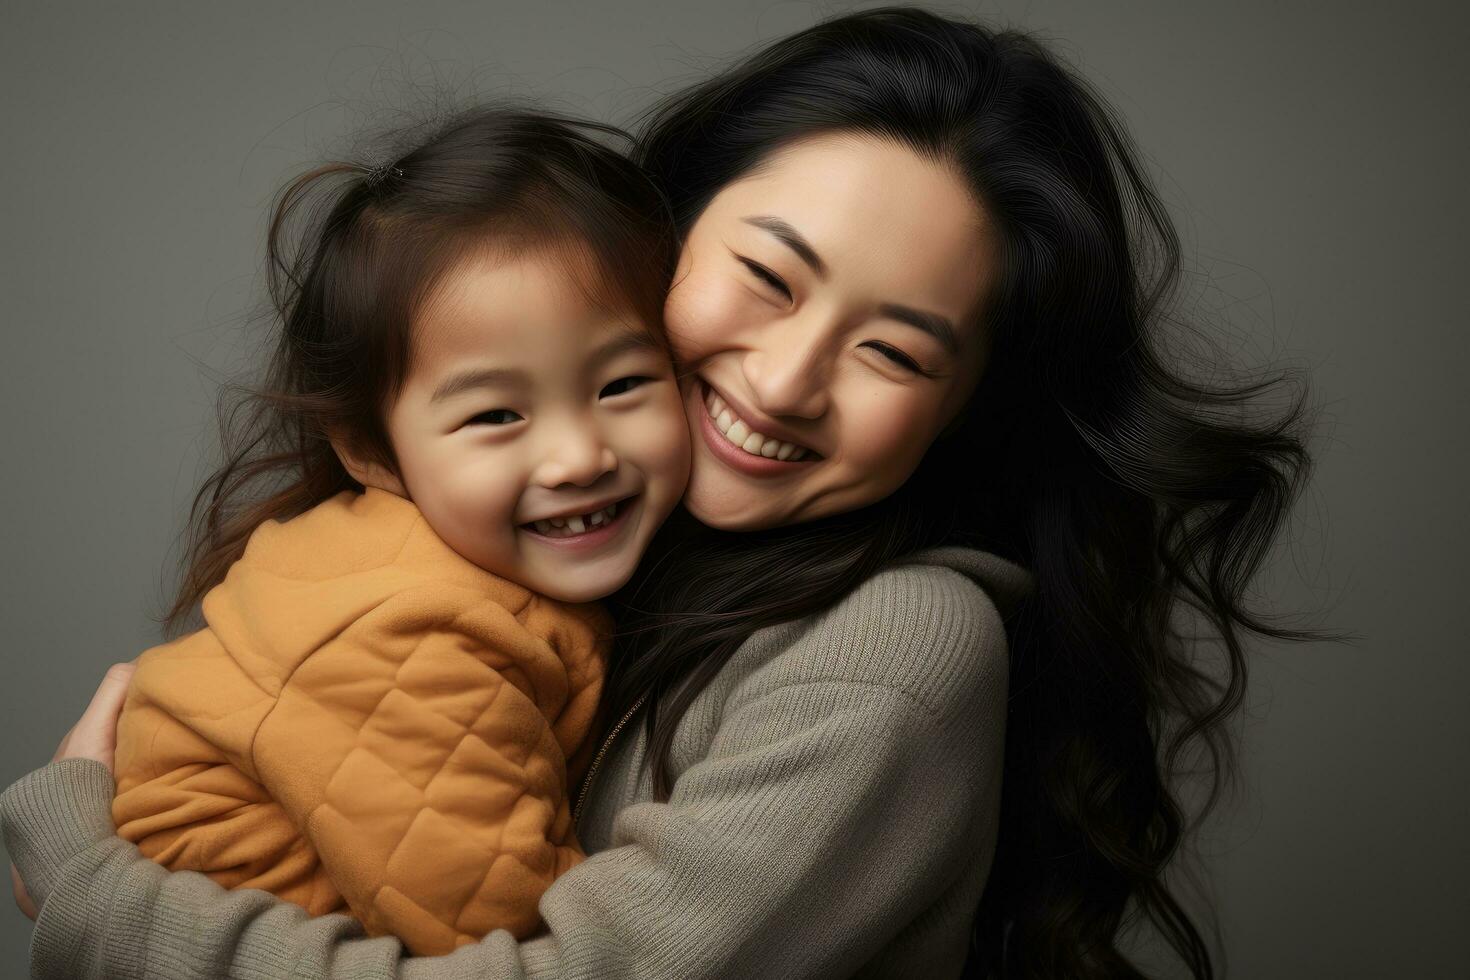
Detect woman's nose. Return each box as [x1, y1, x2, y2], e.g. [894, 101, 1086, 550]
[532, 425, 619, 489]
[740, 340, 831, 420]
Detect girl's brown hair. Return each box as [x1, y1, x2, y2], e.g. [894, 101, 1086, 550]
[162, 104, 675, 635]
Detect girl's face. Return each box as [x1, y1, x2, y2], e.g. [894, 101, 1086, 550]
[664, 133, 999, 530]
[344, 247, 691, 603]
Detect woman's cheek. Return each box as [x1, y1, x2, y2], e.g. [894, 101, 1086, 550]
[664, 271, 750, 363]
[842, 388, 939, 490]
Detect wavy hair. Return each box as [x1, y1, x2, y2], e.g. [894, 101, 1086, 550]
[599, 8, 1336, 977]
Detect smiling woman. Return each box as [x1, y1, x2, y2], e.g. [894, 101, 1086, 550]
[665, 133, 996, 529]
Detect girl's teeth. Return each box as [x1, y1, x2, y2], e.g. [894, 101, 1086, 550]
[528, 501, 622, 538]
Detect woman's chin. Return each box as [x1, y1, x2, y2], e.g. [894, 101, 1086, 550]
[681, 480, 784, 532]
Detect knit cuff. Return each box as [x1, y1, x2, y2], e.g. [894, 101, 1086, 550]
[0, 758, 118, 911]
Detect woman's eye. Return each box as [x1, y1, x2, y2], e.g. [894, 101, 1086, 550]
[601, 376, 651, 398]
[466, 409, 523, 426]
[862, 341, 924, 374]
[739, 258, 792, 300]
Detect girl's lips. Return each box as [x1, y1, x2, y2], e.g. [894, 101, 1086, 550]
[520, 494, 638, 550]
[694, 380, 819, 478]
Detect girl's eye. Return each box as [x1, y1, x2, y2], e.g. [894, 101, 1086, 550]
[738, 258, 792, 300]
[601, 376, 651, 398]
[466, 409, 523, 426]
[862, 341, 925, 375]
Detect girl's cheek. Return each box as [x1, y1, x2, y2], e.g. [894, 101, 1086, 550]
[613, 390, 692, 485]
[651, 393, 695, 483]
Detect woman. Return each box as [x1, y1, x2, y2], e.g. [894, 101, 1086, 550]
[2, 8, 1321, 978]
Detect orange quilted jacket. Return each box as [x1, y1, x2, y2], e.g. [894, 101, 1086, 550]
[111, 487, 611, 956]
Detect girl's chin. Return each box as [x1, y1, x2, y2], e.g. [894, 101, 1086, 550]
[523, 553, 640, 603]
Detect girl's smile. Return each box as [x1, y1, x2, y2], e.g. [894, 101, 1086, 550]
[519, 492, 641, 549]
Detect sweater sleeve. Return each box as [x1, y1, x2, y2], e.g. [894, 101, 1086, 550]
[0, 564, 1010, 980]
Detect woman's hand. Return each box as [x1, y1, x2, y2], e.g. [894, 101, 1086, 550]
[10, 660, 136, 921]
[48, 661, 137, 771]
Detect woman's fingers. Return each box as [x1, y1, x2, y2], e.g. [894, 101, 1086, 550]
[11, 861, 37, 921]
[51, 661, 137, 773]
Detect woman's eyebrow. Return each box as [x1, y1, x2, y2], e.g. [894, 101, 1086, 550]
[741, 215, 826, 276]
[878, 303, 959, 354]
[742, 213, 959, 354]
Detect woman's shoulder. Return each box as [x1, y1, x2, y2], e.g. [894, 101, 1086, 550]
[727, 545, 1034, 724]
[855, 544, 1034, 633]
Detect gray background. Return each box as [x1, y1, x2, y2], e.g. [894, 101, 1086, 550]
[2, 1, 1465, 976]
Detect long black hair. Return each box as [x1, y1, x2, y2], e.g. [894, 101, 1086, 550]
[601, 8, 1333, 978]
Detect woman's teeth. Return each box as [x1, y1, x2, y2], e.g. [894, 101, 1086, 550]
[703, 387, 812, 461]
[530, 501, 620, 538]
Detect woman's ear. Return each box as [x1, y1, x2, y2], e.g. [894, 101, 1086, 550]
[328, 431, 409, 498]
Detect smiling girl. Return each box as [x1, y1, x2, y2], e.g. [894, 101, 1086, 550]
[92, 104, 691, 958]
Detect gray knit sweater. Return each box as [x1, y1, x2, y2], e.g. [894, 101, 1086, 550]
[1, 545, 1032, 979]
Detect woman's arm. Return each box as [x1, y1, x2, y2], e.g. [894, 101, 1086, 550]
[7, 659, 136, 922]
[3, 563, 1010, 979]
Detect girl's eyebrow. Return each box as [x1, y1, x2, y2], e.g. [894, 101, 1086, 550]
[590, 328, 663, 363]
[430, 366, 529, 404]
[429, 330, 661, 404]
[742, 213, 959, 354]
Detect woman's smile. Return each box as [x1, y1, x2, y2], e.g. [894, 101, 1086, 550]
[691, 376, 822, 478]
[663, 134, 991, 530]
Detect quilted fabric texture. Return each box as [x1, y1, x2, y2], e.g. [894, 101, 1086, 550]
[111, 487, 611, 956]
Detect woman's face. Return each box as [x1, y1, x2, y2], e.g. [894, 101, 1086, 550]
[665, 133, 999, 530]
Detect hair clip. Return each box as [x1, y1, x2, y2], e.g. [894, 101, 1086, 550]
[364, 163, 405, 189]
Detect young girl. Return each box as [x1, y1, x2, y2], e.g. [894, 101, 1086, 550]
[106, 105, 691, 957]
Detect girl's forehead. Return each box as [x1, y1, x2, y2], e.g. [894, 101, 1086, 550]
[414, 252, 604, 353]
[406, 252, 662, 389]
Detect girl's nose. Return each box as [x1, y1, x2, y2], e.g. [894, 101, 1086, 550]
[533, 428, 619, 489]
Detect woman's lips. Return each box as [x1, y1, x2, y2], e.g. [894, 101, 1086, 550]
[694, 379, 819, 478]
